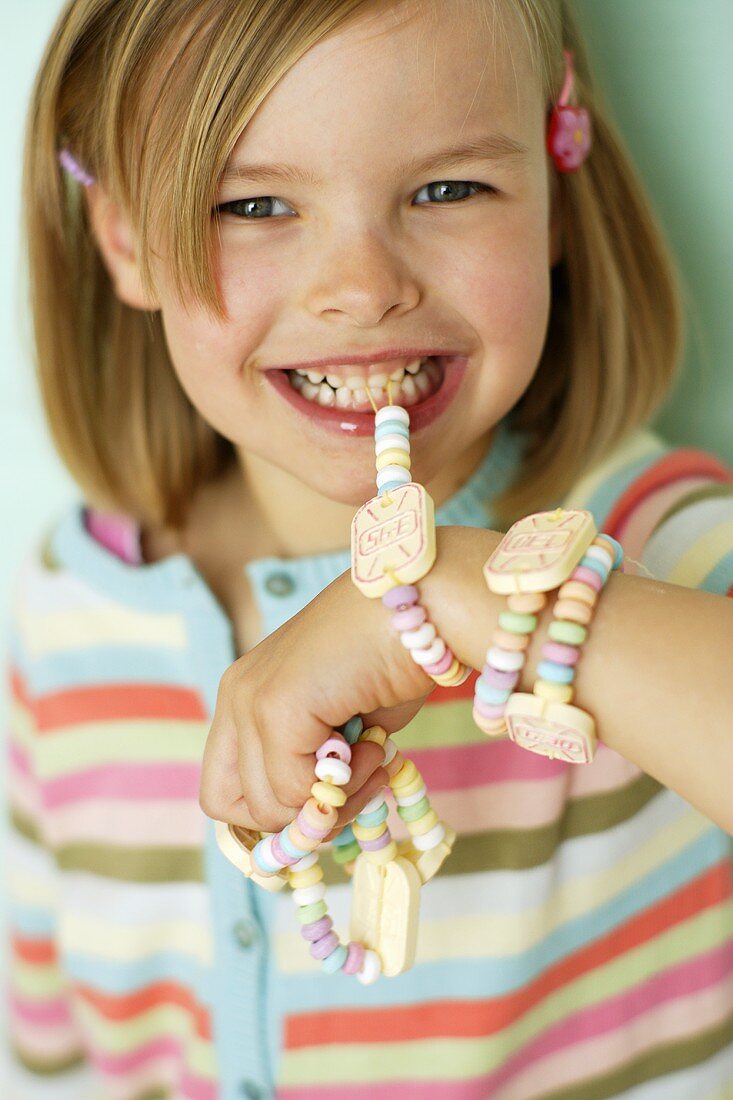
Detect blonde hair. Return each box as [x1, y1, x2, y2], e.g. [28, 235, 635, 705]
[23, 0, 684, 531]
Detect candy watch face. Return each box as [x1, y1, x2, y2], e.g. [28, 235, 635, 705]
[504, 694, 597, 764]
[351, 483, 436, 597]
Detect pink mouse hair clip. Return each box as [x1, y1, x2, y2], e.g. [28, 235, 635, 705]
[547, 49, 592, 172]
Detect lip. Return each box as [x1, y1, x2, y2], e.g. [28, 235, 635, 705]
[265, 356, 469, 437]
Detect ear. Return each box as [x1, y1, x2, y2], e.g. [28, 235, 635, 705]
[548, 168, 563, 268]
[83, 184, 161, 311]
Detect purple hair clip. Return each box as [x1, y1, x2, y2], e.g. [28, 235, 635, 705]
[58, 147, 96, 187]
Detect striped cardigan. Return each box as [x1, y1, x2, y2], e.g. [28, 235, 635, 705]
[6, 415, 733, 1100]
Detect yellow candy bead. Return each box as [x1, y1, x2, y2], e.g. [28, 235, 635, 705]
[394, 773, 424, 799]
[391, 760, 419, 790]
[288, 864, 324, 889]
[310, 780, 347, 808]
[407, 808, 439, 836]
[375, 449, 411, 471]
[365, 839, 398, 864]
[533, 679, 574, 704]
[360, 726, 387, 748]
[352, 821, 387, 841]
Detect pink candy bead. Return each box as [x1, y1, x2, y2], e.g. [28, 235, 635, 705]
[342, 941, 366, 975]
[481, 664, 519, 690]
[310, 930, 340, 960]
[382, 584, 419, 609]
[391, 604, 427, 632]
[542, 641, 580, 665]
[316, 735, 352, 764]
[422, 646, 454, 675]
[301, 916, 333, 942]
[473, 696, 506, 720]
[572, 565, 603, 592]
[297, 809, 332, 840]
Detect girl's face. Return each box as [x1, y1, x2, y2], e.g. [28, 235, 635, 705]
[151, 0, 559, 507]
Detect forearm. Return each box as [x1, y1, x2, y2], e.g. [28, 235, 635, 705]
[420, 524, 733, 834]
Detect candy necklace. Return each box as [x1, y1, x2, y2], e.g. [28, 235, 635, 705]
[216, 382, 458, 983]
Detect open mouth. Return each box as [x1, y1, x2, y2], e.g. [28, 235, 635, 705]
[284, 355, 443, 411]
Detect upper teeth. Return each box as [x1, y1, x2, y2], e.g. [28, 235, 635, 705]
[295, 357, 426, 389]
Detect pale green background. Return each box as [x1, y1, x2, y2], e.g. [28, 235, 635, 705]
[1, 0, 732, 1076]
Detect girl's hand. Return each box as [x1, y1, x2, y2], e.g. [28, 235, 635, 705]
[199, 567, 436, 839]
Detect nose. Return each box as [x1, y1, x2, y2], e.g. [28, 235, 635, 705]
[301, 225, 421, 328]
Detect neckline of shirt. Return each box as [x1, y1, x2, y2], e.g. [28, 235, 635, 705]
[51, 410, 526, 613]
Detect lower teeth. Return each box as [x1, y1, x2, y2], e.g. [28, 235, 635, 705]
[288, 358, 442, 410]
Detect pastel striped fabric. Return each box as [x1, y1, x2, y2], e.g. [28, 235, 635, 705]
[5, 417, 733, 1100]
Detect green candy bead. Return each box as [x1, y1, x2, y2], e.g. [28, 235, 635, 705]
[548, 619, 587, 645]
[296, 900, 328, 924]
[331, 840, 361, 863]
[397, 796, 430, 822]
[498, 610, 538, 635]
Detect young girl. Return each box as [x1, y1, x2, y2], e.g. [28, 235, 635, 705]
[6, 0, 733, 1097]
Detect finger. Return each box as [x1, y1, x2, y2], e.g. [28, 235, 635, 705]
[322, 766, 391, 841]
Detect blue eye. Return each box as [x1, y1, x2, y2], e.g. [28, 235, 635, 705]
[214, 180, 496, 220]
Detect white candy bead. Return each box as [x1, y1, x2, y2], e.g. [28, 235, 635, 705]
[375, 434, 410, 456]
[376, 465, 411, 490]
[361, 792, 388, 815]
[356, 948, 382, 985]
[257, 833, 278, 867]
[410, 637, 446, 666]
[395, 784, 427, 807]
[411, 822, 446, 851]
[292, 882, 327, 907]
[314, 758, 352, 786]
[486, 646, 525, 672]
[383, 739, 398, 765]
[375, 405, 410, 427]
[292, 850, 319, 872]
[585, 543, 614, 571]
[400, 622, 437, 650]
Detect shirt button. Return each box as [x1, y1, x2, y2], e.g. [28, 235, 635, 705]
[239, 1081, 268, 1099]
[264, 571, 295, 597]
[232, 918, 259, 949]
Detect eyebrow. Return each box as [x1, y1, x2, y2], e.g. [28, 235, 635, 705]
[219, 133, 530, 186]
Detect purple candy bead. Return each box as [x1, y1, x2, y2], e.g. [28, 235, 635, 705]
[359, 830, 391, 851]
[382, 584, 419, 610]
[316, 734, 351, 764]
[473, 696, 506, 720]
[297, 809, 330, 840]
[301, 916, 333, 942]
[310, 930, 340, 960]
[342, 941, 366, 975]
[271, 833, 296, 867]
[390, 604, 427, 632]
[481, 664, 520, 690]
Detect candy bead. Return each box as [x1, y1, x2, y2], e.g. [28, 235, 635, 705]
[410, 637, 446, 666]
[558, 580, 597, 607]
[292, 851, 319, 873]
[541, 641, 580, 665]
[289, 864, 323, 889]
[276, 830, 309, 861]
[534, 679, 574, 703]
[316, 736, 352, 764]
[536, 659, 574, 684]
[310, 930, 340, 960]
[296, 900, 328, 924]
[376, 465, 411, 490]
[365, 838, 398, 864]
[394, 776, 425, 800]
[412, 822, 446, 850]
[397, 796, 430, 822]
[382, 585, 419, 609]
[314, 758, 352, 786]
[300, 915, 333, 941]
[431, 656, 462, 683]
[355, 803, 389, 828]
[292, 883, 327, 907]
[391, 604, 427, 631]
[356, 948, 382, 985]
[375, 433, 410, 455]
[302, 797, 338, 831]
[475, 677, 511, 706]
[391, 760, 419, 789]
[375, 404, 409, 427]
[473, 707, 506, 735]
[331, 824, 356, 846]
[375, 420, 409, 441]
[507, 591, 546, 613]
[310, 781, 347, 808]
[498, 610, 538, 634]
[360, 725, 387, 747]
[295, 812, 330, 841]
[481, 664, 520, 689]
[553, 598, 593, 625]
[408, 808, 439, 835]
[342, 941, 366, 975]
[352, 820, 388, 841]
[322, 943, 349, 974]
[585, 542, 614, 572]
[341, 716, 364, 743]
[383, 740, 398, 765]
[596, 533, 624, 569]
[400, 621, 436, 650]
[360, 793, 388, 815]
[579, 554, 609, 582]
[473, 695, 506, 720]
[492, 628, 529, 651]
[422, 647, 454, 675]
[358, 831, 392, 851]
[486, 646, 525, 672]
[376, 448, 411, 471]
[572, 565, 603, 592]
[548, 620, 587, 646]
[331, 840, 360, 863]
[378, 480, 409, 497]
